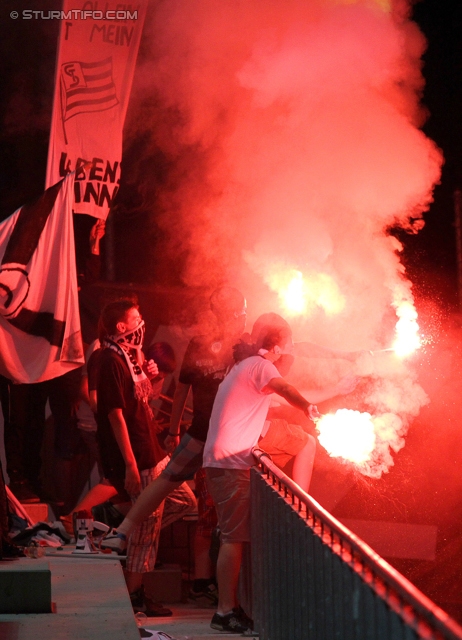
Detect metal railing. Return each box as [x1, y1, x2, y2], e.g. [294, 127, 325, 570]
[250, 449, 462, 640]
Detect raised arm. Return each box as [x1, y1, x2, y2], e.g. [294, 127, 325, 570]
[294, 341, 364, 362]
[264, 377, 314, 418]
[265, 373, 358, 413]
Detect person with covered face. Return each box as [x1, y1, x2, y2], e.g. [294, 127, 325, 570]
[100, 287, 247, 596]
[95, 300, 183, 617]
[204, 313, 357, 634]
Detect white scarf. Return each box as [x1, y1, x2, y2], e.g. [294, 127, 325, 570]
[102, 321, 153, 402]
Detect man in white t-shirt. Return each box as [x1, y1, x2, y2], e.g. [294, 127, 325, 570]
[203, 314, 357, 634]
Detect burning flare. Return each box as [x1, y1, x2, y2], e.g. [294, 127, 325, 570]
[266, 267, 345, 317]
[281, 270, 306, 315]
[392, 300, 421, 357]
[316, 409, 376, 464]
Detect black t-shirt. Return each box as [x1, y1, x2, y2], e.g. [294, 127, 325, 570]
[179, 335, 234, 442]
[94, 348, 164, 483]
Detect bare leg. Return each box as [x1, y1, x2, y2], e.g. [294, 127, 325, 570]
[116, 475, 182, 538]
[194, 530, 215, 579]
[72, 483, 117, 513]
[292, 435, 316, 493]
[124, 570, 143, 595]
[216, 541, 243, 615]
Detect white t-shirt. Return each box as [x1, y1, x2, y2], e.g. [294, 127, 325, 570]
[203, 356, 281, 470]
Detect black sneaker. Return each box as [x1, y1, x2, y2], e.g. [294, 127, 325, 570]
[130, 586, 172, 618]
[236, 605, 254, 629]
[189, 579, 218, 607]
[210, 607, 254, 634]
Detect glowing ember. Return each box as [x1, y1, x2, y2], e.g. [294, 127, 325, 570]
[267, 267, 345, 317]
[316, 409, 376, 464]
[392, 301, 421, 357]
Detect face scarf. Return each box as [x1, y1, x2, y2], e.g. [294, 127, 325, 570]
[102, 320, 153, 403]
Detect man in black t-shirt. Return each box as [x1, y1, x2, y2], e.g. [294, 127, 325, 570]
[96, 299, 172, 617]
[97, 346, 164, 490]
[167, 324, 247, 605]
[101, 287, 247, 591]
[175, 333, 236, 443]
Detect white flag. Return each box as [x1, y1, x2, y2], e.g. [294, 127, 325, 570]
[46, 1, 148, 219]
[0, 173, 84, 383]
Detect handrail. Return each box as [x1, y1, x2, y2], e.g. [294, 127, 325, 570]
[252, 447, 462, 640]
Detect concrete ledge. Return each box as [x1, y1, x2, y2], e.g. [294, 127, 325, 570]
[0, 555, 140, 640]
[0, 559, 52, 613]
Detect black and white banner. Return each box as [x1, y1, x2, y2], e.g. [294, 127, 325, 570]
[0, 173, 84, 383]
[46, 0, 148, 219]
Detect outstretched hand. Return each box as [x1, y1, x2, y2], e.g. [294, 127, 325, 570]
[305, 403, 321, 421]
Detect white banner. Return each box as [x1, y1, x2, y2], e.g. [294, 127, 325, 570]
[46, 1, 148, 219]
[0, 173, 84, 383]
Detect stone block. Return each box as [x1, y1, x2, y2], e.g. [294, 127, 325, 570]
[0, 560, 52, 613]
[143, 564, 182, 603]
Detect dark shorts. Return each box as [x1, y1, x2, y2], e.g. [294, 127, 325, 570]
[205, 467, 251, 543]
[160, 433, 204, 482]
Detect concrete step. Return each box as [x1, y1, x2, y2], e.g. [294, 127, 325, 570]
[0, 559, 52, 613]
[0, 554, 140, 640]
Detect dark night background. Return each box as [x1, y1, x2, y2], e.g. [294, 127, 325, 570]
[2, 0, 462, 624]
[402, 1, 462, 312]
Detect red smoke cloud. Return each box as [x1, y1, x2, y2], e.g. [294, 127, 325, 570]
[127, 0, 443, 476]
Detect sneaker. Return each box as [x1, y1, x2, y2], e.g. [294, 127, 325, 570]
[189, 578, 218, 607]
[143, 597, 172, 618]
[210, 607, 254, 634]
[130, 586, 172, 617]
[236, 605, 254, 629]
[99, 528, 127, 554]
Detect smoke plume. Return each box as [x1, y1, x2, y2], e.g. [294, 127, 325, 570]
[127, 0, 443, 476]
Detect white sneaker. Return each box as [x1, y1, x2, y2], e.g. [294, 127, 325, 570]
[100, 528, 127, 554]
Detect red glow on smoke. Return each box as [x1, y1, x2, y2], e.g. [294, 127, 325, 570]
[130, 0, 443, 476]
